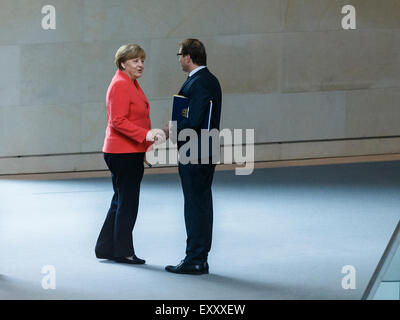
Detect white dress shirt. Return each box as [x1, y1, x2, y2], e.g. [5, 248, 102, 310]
[189, 66, 206, 77]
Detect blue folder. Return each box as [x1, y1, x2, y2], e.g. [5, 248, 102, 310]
[172, 95, 213, 130]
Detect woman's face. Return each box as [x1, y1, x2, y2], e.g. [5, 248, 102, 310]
[122, 57, 145, 80]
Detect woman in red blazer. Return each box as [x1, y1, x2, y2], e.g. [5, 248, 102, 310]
[95, 44, 165, 264]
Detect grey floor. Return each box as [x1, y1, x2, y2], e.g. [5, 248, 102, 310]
[1, 161, 400, 300]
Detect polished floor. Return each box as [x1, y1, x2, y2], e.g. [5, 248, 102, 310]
[1, 161, 400, 299]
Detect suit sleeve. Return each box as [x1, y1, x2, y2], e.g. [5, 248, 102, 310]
[108, 80, 149, 143]
[177, 79, 211, 131]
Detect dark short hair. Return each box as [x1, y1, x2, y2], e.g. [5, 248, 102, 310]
[179, 38, 207, 66]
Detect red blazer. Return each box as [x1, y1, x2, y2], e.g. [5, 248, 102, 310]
[103, 69, 152, 153]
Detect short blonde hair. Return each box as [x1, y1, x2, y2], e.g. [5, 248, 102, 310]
[115, 44, 146, 70]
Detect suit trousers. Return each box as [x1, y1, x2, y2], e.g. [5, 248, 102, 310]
[178, 161, 216, 264]
[95, 152, 144, 258]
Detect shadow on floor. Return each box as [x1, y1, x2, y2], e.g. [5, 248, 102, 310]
[0, 275, 93, 299]
[122, 263, 348, 299]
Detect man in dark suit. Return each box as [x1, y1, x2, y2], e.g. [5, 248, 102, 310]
[165, 39, 222, 275]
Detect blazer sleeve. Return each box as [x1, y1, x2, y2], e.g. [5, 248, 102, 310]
[177, 79, 211, 131]
[108, 80, 149, 143]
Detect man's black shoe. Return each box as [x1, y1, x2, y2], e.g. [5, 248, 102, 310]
[165, 260, 209, 275]
[96, 253, 114, 260]
[114, 255, 146, 265]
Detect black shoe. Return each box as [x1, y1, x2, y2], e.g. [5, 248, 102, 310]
[165, 260, 209, 275]
[114, 255, 146, 265]
[96, 253, 114, 260]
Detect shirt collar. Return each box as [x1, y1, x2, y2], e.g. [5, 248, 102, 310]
[189, 66, 206, 77]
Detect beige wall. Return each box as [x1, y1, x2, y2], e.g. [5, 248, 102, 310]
[0, 0, 399, 174]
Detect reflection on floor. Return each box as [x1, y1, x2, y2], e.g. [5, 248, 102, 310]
[1, 161, 400, 299]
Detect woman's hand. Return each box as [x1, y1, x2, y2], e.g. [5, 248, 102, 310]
[146, 128, 166, 145]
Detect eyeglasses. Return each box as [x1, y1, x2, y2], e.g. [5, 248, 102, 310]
[176, 53, 183, 56]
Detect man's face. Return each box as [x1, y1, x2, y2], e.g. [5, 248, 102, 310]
[178, 47, 190, 73]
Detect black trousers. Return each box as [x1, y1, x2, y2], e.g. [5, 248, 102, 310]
[95, 152, 144, 258]
[178, 161, 216, 264]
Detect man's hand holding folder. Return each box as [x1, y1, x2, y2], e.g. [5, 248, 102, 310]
[171, 94, 212, 131]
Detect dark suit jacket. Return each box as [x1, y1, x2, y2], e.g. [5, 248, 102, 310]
[177, 67, 222, 161]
